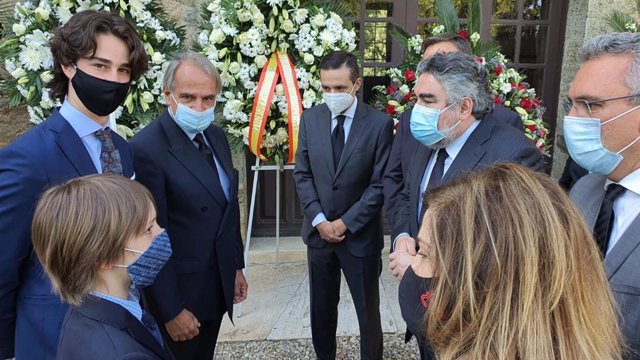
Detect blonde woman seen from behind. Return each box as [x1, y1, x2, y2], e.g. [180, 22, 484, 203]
[409, 163, 622, 360]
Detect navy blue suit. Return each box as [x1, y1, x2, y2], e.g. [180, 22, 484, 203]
[383, 105, 523, 227]
[57, 296, 174, 360]
[129, 111, 244, 360]
[0, 109, 133, 359]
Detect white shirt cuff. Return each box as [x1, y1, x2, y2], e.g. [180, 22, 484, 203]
[312, 213, 327, 227]
[392, 233, 410, 252]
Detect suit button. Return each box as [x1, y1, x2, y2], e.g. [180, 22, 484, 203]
[201, 207, 208, 212]
[333, 185, 338, 190]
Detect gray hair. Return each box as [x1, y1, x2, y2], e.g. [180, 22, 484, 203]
[581, 32, 640, 104]
[163, 51, 222, 94]
[416, 52, 494, 119]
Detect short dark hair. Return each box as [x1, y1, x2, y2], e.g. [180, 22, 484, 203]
[421, 33, 472, 55]
[47, 10, 149, 102]
[318, 51, 360, 83]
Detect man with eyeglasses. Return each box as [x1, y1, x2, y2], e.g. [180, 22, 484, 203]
[566, 32, 640, 360]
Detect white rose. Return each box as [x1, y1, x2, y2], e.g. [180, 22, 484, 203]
[209, 29, 226, 44]
[12, 23, 26, 36]
[10, 68, 26, 79]
[329, 13, 343, 25]
[141, 91, 154, 104]
[294, 9, 308, 23]
[35, 7, 50, 21]
[303, 53, 314, 65]
[281, 19, 295, 33]
[311, 14, 325, 28]
[275, 84, 284, 96]
[500, 83, 512, 94]
[255, 55, 268, 68]
[228, 62, 241, 74]
[40, 70, 54, 83]
[155, 30, 166, 41]
[313, 45, 324, 57]
[237, 9, 252, 22]
[399, 84, 410, 95]
[253, 12, 265, 25]
[152, 52, 165, 65]
[207, 2, 221, 12]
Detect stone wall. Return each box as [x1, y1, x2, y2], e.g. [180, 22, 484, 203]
[551, 0, 635, 178]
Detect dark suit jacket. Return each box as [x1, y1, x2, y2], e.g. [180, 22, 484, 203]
[0, 109, 133, 359]
[293, 101, 394, 257]
[570, 174, 640, 360]
[559, 157, 588, 191]
[383, 105, 523, 225]
[129, 110, 244, 324]
[391, 116, 544, 241]
[57, 296, 174, 360]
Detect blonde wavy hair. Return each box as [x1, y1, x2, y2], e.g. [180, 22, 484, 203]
[420, 163, 622, 360]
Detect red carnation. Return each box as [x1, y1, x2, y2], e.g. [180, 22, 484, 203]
[533, 99, 542, 107]
[525, 124, 537, 133]
[520, 98, 533, 110]
[458, 29, 469, 40]
[404, 69, 416, 83]
[386, 85, 397, 94]
[386, 104, 396, 114]
[494, 66, 503, 76]
[403, 91, 415, 102]
[494, 96, 502, 105]
[420, 290, 434, 309]
[518, 83, 526, 91]
[475, 56, 485, 64]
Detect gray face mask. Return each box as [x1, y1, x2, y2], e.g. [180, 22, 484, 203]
[323, 85, 355, 115]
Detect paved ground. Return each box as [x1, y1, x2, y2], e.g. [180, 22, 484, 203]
[215, 236, 421, 359]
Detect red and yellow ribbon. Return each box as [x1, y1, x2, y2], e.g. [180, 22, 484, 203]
[248, 51, 302, 163]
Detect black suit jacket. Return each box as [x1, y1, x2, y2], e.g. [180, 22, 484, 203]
[383, 105, 523, 224]
[293, 101, 394, 257]
[391, 116, 544, 241]
[57, 296, 173, 360]
[129, 111, 244, 324]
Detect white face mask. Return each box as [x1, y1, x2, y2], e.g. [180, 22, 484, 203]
[323, 85, 355, 116]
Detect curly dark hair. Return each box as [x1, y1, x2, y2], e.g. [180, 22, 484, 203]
[47, 10, 149, 102]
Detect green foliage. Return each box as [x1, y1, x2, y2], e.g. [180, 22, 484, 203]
[606, 10, 637, 32]
[435, 0, 460, 33]
[466, 0, 481, 35]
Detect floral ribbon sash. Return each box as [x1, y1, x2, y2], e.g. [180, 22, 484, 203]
[248, 51, 302, 163]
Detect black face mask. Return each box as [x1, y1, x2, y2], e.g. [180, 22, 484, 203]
[70, 67, 131, 116]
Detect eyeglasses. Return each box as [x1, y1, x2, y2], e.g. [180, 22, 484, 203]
[562, 93, 640, 115]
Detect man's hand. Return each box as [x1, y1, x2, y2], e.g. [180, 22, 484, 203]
[394, 235, 417, 255]
[165, 308, 200, 342]
[389, 251, 415, 279]
[234, 270, 248, 304]
[331, 219, 347, 237]
[316, 221, 345, 243]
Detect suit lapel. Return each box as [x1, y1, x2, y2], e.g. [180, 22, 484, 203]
[335, 102, 367, 179]
[441, 119, 490, 184]
[410, 146, 433, 234]
[79, 297, 172, 360]
[49, 110, 98, 175]
[605, 215, 640, 279]
[159, 112, 227, 207]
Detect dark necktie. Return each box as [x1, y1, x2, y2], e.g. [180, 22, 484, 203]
[141, 310, 164, 348]
[194, 133, 226, 202]
[420, 149, 449, 224]
[95, 128, 123, 175]
[332, 115, 346, 168]
[593, 184, 626, 256]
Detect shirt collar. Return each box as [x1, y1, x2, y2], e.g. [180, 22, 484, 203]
[606, 167, 640, 195]
[168, 106, 200, 141]
[90, 289, 142, 321]
[331, 97, 358, 120]
[444, 119, 481, 160]
[59, 100, 105, 137]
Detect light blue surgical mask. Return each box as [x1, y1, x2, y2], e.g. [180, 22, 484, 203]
[170, 93, 216, 133]
[410, 102, 460, 147]
[564, 104, 640, 175]
[115, 230, 173, 288]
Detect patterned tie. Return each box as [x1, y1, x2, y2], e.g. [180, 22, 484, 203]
[95, 128, 123, 175]
[193, 133, 226, 202]
[332, 115, 346, 168]
[593, 184, 626, 256]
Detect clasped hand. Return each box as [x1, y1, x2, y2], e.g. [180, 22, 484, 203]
[317, 219, 347, 243]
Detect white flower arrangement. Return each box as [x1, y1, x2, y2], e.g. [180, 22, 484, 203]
[0, 0, 184, 133]
[196, 0, 357, 162]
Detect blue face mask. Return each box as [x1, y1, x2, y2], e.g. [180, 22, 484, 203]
[410, 102, 460, 147]
[564, 104, 640, 175]
[115, 230, 173, 288]
[170, 93, 216, 133]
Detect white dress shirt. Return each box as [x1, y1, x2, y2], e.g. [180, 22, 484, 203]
[606, 168, 640, 254]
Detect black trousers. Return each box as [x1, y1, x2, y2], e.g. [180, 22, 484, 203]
[307, 242, 383, 360]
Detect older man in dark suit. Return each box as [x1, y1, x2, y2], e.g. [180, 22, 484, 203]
[566, 33, 640, 360]
[383, 33, 523, 233]
[130, 51, 247, 360]
[392, 52, 544, 360]
[293, 51, 393, 360]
